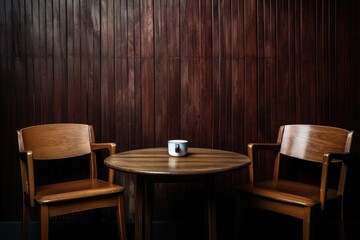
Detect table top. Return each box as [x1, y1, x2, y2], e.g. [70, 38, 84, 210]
[104, 147, 251, 176]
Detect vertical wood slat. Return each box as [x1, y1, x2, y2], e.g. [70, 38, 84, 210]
[166, 0, 181, 141]
[67, 0, 75, 122]
[14, 0, 27, 129]
[244, 0, 258, 146]
[1, 0, 360, 232]
[79, 0, 88, 122]
[141, 0, 155, 147]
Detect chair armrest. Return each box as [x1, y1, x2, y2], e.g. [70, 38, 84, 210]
[320, 152, 351, 210]
[248, 143, 281, 153]
[91, 143, 116, 155]
[19, 150, 30, 162]
[246, 143, 281, 183]
[324, 152, 351, 163]
[91, 143, 117, 183]
[18, 150, 36, 207]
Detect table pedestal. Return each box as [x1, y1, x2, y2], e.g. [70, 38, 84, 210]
[134, 175, 217, 240]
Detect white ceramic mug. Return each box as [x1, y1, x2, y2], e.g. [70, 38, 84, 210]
[168, 139, 188, 157]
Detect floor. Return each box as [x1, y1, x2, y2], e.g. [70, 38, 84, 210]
[1, 214, 359, 240]
[240, 209, 360, 240]
[0, 221, 204, 240]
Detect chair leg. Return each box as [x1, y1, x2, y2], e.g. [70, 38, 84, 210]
[40, 205, 49, 240]
[117, 194, 127, 240]
[338, 203, 345, 240]
[22, 203, 29, 240]
[233, 193, 246, 240]
[302, 208, 311, 240]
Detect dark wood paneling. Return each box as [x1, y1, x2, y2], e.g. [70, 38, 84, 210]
[1, 0, 360, 238]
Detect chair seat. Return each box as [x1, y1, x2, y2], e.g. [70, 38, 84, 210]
[35, 179, 124, 204]
[238, 179, 339, 207]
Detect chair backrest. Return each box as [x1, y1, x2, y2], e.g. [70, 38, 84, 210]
[275, 124, 353, 208]
[279, 125, 353, 162]
[18, 123, 94, 160]
[17, 123, 98, 207]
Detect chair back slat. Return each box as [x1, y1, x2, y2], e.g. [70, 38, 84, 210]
[19, 124, 92, 160]
[280, 125, 352, 162]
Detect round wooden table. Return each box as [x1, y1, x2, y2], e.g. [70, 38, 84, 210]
[104, 147, 250, 240]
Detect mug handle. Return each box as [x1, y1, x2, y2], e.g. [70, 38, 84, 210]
[175, 144, 180, 153]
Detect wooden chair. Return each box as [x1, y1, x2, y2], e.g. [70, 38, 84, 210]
[17, 123, 127, 240]
[237, 124, 353, 240]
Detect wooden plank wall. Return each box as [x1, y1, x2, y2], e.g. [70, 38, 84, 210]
[1, 0, 359, 237]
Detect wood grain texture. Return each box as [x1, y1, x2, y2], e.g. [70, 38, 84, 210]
[105, 147, 250, 175]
